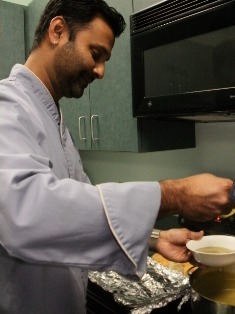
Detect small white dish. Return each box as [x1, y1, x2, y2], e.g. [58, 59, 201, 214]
[186, 235, 235, 267]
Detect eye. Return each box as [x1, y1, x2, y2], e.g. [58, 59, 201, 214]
[91, 49, 101, 61]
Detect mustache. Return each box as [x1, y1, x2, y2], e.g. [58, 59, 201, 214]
[80, 71, 95, 86]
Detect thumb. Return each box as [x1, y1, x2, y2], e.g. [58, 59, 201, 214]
[188, 230, 204, 241]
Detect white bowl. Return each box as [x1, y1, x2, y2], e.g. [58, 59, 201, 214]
[186, 235, 235, 267]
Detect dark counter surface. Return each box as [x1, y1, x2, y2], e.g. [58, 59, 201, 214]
[87, 280, 192, 314]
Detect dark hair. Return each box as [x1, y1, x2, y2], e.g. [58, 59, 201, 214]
[32, 0, 126, 50]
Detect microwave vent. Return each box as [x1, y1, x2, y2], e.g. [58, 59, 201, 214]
[131, 0, 233, 35]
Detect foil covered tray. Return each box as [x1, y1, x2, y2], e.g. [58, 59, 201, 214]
[88, 257, 191, 314]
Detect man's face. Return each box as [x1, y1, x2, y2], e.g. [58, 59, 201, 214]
[54, 16, 115, 99]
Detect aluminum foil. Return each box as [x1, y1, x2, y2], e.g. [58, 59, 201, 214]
[88, 257, 191, 314]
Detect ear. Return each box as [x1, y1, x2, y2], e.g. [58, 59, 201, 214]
[48, 16, 69, 45]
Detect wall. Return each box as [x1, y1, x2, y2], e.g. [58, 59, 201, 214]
[80, 121, 235, 183]
[2, 0, 32, 5]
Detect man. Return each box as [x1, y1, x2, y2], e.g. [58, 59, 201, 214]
[0, 0, 233, 313]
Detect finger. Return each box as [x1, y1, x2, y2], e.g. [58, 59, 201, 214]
[187, 230, 204, 241]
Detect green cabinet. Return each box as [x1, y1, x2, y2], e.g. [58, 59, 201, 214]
[82, 0, 139, 151]
[0, 1, 25, 79]
[25, 0, 48, 56]
[60, 90, 91, 150]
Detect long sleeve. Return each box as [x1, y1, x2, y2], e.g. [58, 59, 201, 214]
[0, 64, 161, 279]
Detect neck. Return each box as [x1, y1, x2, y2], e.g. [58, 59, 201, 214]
[24, 50, 60, 103]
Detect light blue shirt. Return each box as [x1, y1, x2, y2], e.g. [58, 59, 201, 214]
[0, 64, 160, 313]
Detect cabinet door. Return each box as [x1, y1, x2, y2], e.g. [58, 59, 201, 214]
[25, 0, 47, 55]
[0, 1, 25, 79]
[89, 0, 139, 151]
[60, 91, 91, 150]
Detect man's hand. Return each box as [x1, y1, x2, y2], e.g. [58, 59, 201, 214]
[154, 228, 204, 263]
[159, 173, 233, 221]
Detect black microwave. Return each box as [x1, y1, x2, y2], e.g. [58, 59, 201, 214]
[130, 0, 235, 122]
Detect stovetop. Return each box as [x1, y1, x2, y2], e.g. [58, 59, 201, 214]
[178, 215, 235, 236]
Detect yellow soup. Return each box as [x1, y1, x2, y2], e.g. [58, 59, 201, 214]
[196, 247, 234, 254]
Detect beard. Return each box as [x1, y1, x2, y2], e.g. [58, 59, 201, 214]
[54, 42, 93, 99]
[64, 71, 90, 98]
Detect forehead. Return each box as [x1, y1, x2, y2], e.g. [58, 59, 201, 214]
[75, 16, 115, 55]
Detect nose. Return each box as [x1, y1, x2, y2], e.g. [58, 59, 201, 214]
[93, 63, 105, 79]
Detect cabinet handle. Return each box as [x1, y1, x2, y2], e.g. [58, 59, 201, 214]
[78, 116, 86, 140]
[91, 115, 99, 141]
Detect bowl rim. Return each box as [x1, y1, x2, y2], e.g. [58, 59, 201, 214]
[186, 235, 235, 255]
